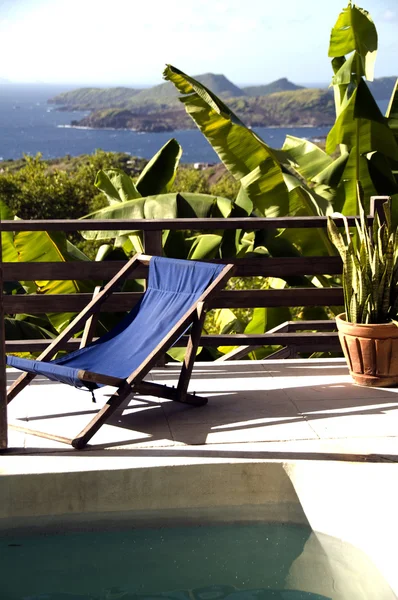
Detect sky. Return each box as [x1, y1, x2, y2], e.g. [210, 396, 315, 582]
[0, 0, 397, 87]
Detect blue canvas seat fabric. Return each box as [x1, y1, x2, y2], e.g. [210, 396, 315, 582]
[7, 257, 225, 389]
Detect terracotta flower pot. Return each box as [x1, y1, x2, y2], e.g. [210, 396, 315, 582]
[336, 313, 398, 387]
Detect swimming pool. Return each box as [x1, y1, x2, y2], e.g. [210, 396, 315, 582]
[0, 520, 395, 600]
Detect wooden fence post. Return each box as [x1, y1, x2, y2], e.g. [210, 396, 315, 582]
[0, 219, 7, 450]
[143, 230, 163, 257]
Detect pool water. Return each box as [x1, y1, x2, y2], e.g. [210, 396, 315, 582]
[0, 522, 395, 600]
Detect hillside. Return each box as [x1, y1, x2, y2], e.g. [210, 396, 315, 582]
[48, 74, 303, 111]
[71, 106, 191, 132]
[49, 73, 247, 111]
[228, 88, 334, 126]
[130, 73, 246, 103]
[73, 88, 335, 132]
[49, 86, 142, 110]
[243, 78, 304, 96]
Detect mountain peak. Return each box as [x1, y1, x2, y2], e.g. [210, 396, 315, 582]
[243, 78, 304, 97]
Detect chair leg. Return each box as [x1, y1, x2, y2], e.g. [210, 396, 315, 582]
[71, 382, 134, 449]
[176, 302, 206, 403]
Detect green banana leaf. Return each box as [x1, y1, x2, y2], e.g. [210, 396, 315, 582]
[187, 234, 223, 260]
[238, 159, 291, 217]
[66, 240, 92, 262]
[332, 52, 363, 89]
[1, 202, 19, 262]
[95, 168, 141, 204]
[332, 149, 378, 214]
[5, 317, 56, 341]
[163, 64, 291, 217]
[326, 81, 398, 160]
[235, 184, 253, 216]
[312, 153, 350, 187]
[1, 201, 95, 335]
[136, 138, 182, 196]
[328, 4, 377, 81]
[282, 136, 333, 181]
[331, 56, 350, 119]
[95, 169, 142, 250]
[11, 227, 93, 332]
[281, 175, 335, 256]
[163, 64, 340, 266]
[80, 193, 233, 240]
[214, 308, 245, 335]
[216, 307, 249, 355]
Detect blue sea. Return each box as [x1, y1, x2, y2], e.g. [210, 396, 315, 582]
[0, 83, 335, 163]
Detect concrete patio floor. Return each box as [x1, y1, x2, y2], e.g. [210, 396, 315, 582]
[5, 357, 398, 461]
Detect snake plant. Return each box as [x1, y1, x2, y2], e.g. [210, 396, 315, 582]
[327, 198, 398, 324]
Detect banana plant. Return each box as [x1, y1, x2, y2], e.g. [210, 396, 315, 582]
[162, 66, 330, 222]
[327, 4, 398, 216]
[80, 137, 239, 263]
[284, 6, 398, 219]
[164, 3, 398, 223]
[162, 66, 343, 264]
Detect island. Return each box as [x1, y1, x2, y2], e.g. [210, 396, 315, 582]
[48, 73, 397, 133]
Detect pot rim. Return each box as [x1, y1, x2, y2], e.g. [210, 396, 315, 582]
[336, 313, 397, 328]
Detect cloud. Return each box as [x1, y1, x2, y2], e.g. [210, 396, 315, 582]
[381, 9, 397, 22]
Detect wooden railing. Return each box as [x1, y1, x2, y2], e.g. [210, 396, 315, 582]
[0, 196, 389, 448]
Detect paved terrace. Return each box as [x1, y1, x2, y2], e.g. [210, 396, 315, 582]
[4, 357, 398, 460]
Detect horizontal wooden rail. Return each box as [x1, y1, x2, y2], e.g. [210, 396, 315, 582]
[285, 320, 338, 331]
[5, 331, 340, 353]
[0, 215, 366, 232]
[212, 288, 344, 308]
[5, 321, 339, 353]
[2, 256, 343, 281]
[3, 288, 344, 313]
[3, 261, 149, 282]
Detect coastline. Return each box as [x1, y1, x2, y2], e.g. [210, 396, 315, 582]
[58, 123, 328, 134]
[58, 124, 138, 132]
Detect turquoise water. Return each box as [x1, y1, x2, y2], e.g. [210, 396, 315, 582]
[0, 522, 394, 600]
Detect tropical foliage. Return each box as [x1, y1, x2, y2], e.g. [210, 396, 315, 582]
[164, 4, 398, 222]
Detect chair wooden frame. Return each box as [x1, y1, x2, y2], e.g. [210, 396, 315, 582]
[7, 254, 234, 449]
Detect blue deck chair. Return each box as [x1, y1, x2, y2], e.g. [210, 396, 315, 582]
[7, 254, 234, 449]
